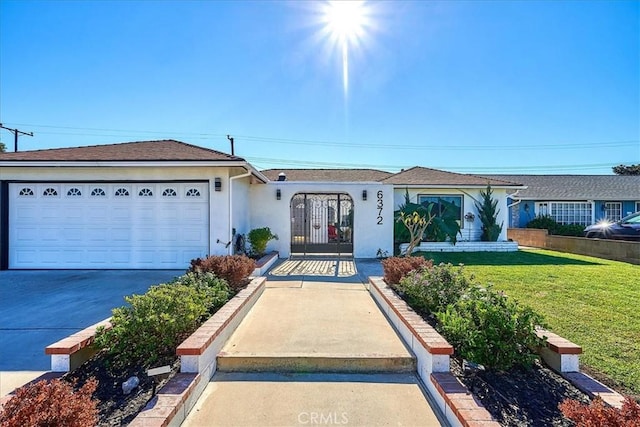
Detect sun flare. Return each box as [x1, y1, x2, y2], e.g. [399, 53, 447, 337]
[321, 1, 371, 96]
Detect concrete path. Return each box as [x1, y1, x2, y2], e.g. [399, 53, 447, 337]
[182, 259, 447, 426]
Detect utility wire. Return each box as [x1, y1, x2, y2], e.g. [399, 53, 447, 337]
[4, 122, 638, 151]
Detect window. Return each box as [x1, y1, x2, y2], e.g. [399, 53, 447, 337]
[636, 202, 640, 213]
[186, 188, 201, 197]
[114, 188, 130, 197]
[603, 202, 622, 222]
[138, 188, 153, 197]
[19, 188, 34, 196]
[547, 202, 592, 225]
[43, 188, 58, 196]
[418, 195, 463, 226]
[162, 188, 177, 197]
[67, 188, 82, 196]
[91, 188, 106, 197]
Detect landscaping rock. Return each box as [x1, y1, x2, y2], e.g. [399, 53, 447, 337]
[122, 376, 139, 395]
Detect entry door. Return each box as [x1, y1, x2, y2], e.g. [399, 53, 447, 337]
[290, 193, 353, 255]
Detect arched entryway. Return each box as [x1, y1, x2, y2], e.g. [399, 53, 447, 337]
[290, 193, 354, 256]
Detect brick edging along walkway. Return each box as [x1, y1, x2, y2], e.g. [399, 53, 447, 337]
[368, 277, 500, 427]
[129, 276, 266, 427]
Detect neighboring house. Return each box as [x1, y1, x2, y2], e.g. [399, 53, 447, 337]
[0, 140, 523, 270]
[380, 167, 521, 242]
[481, 175, 640, 228]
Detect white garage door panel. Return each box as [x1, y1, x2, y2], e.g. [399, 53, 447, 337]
[9, 183, 210, 269]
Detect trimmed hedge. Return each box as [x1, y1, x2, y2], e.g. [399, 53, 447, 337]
[189, 254, 256, 291]
[381, 256, 432, 286]
[389, 261, 546, 370]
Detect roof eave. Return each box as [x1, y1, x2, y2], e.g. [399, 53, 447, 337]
[0, 160, 249, 167]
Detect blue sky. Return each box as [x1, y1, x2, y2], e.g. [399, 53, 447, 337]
[1, 0, 638, 174]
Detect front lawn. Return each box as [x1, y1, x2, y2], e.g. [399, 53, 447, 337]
[417, 248, 640, 398]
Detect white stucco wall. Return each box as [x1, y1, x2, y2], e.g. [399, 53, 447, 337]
[393, 187, 511, 241]
[250, 182, 394, 258]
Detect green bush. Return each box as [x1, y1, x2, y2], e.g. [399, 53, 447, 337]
[247, 227, 278, 257]
[526, 215, 585, 236]
[436, 286, 546, 370]
[170, 272, 231, 315]
[0, 378, 98, 427]
[475, 184, 503, 242]
[95, 283, 215, 369]
[395, 263, 474, 315]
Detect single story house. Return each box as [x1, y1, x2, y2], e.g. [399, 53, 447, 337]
[481, 175, 640, 228]
[0, 140, 523, 270]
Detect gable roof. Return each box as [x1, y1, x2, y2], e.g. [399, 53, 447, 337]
[261, 168, 393, 182]
[0, 140, 243, 162]
[382, 166, 522, 187]
[481, 174, 640, 200]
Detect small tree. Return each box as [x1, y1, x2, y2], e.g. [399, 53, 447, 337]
[0, 141, 6, 153]
[397, 208, 435, 256]
[474, 184, 503, 242]
[247, 227, 278, 257]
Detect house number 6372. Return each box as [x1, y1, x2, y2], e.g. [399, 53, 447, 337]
[376, 190, 383, 225]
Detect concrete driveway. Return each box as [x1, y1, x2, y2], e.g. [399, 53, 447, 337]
[0, 270, 183, 372]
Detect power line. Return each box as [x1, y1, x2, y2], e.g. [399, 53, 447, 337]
[0, 123, 33, 152]
[3, 122, 638, 152]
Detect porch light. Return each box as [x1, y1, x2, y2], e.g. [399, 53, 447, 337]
[276, 189, 281, 200]
[362, 190, 367, 201]
[214, 178, 222, 192]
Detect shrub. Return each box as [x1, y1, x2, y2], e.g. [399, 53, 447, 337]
[0, 378, 98, 427]
[170, 272, 231, 315]
[190, 254, 256, 291]
[436, 285, 546, 370]
[396, 263, 473, 315]
[247, 227, 278, 257]
[382, 256, 432, 286]
[526, 215, 585, 237]
[474, 184, 503, 242]
[94, 283, 214, 369]
[559, 396, 640, 427]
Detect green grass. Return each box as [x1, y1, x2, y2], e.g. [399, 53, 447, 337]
[417, 248, 640, 397]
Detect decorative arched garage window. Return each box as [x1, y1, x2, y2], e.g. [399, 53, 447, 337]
[186, 188, 201, 197]
[115, 188, 130, 197]
[67, 188, 82, 197]
[19, 188, 35, 196]
[162, 188, 177, 197]
[91, 188, 106, 197]
[43, 188, 58, 196]
[138, 188, 153, 197]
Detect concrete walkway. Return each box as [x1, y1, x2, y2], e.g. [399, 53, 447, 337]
[182, 259, 446, 426]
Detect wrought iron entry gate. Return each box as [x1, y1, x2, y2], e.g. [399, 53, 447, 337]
[290, 193, 354, 255]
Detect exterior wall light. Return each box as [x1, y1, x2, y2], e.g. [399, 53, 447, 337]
[214, 178, 222, 192]
[362, 190, 367, 201]
[276, 189, 281, 200]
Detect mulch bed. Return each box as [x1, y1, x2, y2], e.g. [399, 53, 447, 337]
[450, 357, 591, 426]
[63, 352, 180, 426]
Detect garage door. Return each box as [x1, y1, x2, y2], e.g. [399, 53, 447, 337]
[9, 182, 209, 269]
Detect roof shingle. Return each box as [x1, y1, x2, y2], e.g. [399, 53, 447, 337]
[382, 166, 522, 187]
[481, 174, 640, 200]
[0, 140, 243, 162]
[261, 168, 393, 182]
